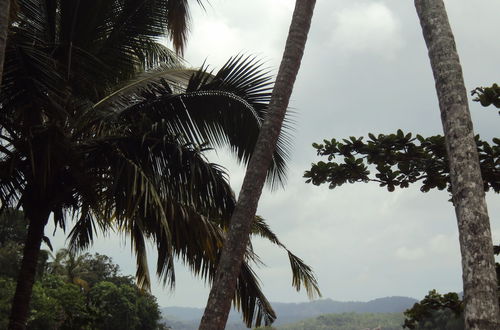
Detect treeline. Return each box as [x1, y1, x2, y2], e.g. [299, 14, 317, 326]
[258, 312, 404, 330]
[0, 211, 166, 330]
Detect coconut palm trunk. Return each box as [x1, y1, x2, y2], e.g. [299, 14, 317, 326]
[414, 1, 500, 329]
[8, 209, 50, 330]
[0, 0, 10, 84]
[199, 1, 316, 329]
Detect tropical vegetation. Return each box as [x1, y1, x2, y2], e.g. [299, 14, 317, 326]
[0, 210, 166, 329]
[403, 290, 463, 330]
[304, 131, 499, 194]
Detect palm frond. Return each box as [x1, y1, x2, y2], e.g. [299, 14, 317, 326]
[252, 216, 321, 299]
[102, 55, 292, 187]
[7, 0, 186, 102]
[149, 200, 277, 327]
[0, 155, 25, 210]
[67, 208, 106, 252]
[236, 261, 276, 327]
[287, 252, 320, 300]
[163, 0, 206, 54]
[92, 66, 199, 111]
[130, 221, 152, 290]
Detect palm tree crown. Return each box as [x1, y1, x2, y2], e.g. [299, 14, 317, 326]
[1, 1, 317, 328]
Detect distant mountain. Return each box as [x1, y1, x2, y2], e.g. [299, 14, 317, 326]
[270, 296, 417, 325]
[161, 296, 418, 329]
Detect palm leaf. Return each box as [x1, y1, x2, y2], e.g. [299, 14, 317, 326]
[92, 66, 199, 111]
[252, 216, 321, 299]
[101, 55, 292, 187]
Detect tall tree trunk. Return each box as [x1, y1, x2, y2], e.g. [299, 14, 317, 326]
[0, 0, 11, 85]
[198, 1, 316, 329]
[8, 211, 50, 330]
[414, 1, 500, 329]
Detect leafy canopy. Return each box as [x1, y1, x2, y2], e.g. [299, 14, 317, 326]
[0, 247, 166, 330]
[305, 131, 499, 194]
[305, 86, 499, 194]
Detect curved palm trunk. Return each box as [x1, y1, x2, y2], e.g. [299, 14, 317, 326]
[199, 1, 316, 329]
[414, 1, 500, 329]
[0, 0, 11, 84]
[8, 211, 50, 330]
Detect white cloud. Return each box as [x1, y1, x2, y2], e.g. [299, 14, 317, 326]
[395, 246, 425, 261]
[183, 0, 294, 69]
[429, 234, 459, 255]
[329, 2, 403, 59]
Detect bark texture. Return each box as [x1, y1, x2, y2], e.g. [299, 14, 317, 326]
[198, 1, 316, 329]
[414, 1, 500, 329]
[0, 0, 10, 84]
[8, 211, 50, 330]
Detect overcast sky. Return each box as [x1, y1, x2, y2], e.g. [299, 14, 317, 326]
[49, 0, 500, 310]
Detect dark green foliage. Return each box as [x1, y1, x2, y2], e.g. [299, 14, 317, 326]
[403, 244, 500, 329]
[0, 252, 165, 330]
[0, 278, 16, 329]
[0, 216, 163, 329]
[403, 290, 463, 329]
[472, 83, 500, 113]
[46, 248, 128, 291]
[0, 211, 48, 279]
[137, 290, 168, 330]
[304, 131, 500, 194]
[28, 276, 89, 330]
[88, 281, 140, 329]
[305, 87, 500, 194]
[0, 210, 26, 247]
[86, 280, 166, 330]
[0, 242, 24, 279]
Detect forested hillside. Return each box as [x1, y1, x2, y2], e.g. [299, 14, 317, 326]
[276, 312, 404, 330]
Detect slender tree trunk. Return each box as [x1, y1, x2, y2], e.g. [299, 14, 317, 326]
[0, 0, 10, 85]
[198, 1, 316, 329]
[414, 1, 500, 329]
[8, 211, 50, 330]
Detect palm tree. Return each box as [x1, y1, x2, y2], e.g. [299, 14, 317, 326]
[69, 57, 316, 328]
[200, 1, 318, 329]
[3, 1, 189, 327]
[46, 249, 69, 277]
[47, 248, 90, 290]
[414, 0, 500, 328]
[1, 1, 317, 328]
